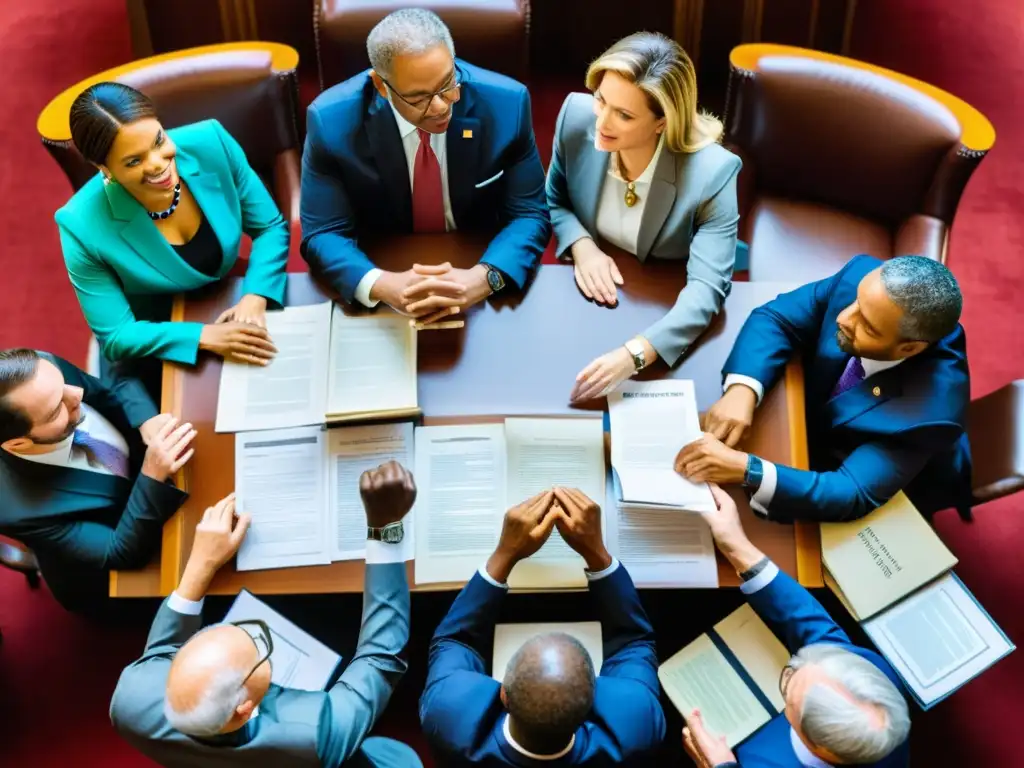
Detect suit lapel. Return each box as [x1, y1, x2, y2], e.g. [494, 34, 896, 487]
[826, 365, 903, 428]
[446, 76, 481, 227]
[576, 123, 610, 233]
[0, 451, 130, 513]
[366, 94, 413, 230]
[176, 150, 234, 278]
[635, 150, 678, 261]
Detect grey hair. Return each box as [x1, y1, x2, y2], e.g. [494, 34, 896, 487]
[790, 644, 910, 763]
[163, 665, 248, 736]
[366, 8, 455, 80]
[880, 255, 962, 343]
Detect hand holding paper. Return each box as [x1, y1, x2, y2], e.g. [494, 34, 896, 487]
[486, 491, 559, 584]
[675, 432, 749, 485]
[683, 709, 737, 768]
[178, 493, 251, 600]
[700, 484, 766, 575]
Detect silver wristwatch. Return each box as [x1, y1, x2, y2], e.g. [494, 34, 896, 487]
[624, 338, 646, 374]
[367, 521, 404, 544]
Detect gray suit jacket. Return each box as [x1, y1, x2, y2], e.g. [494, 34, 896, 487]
[545, 92, 742, 365]
[109, 563, 410, 767]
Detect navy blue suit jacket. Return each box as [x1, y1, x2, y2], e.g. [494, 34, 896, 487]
[724, 255, 971, 522]
[300, 60, 551, 302]
[734, 568, 910, 767]
[419, 566, 666, 766]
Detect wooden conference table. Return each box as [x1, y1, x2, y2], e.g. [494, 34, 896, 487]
[111, 233, 822, 597]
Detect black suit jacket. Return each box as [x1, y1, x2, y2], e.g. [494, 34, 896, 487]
[0, 354, 187, 602]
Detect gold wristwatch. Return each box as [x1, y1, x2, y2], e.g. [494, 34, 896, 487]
[624, 338, 646, 374]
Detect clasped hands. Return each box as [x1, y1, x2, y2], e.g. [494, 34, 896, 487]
[372, 262, 492, 327]
[486, 486, 612, 584]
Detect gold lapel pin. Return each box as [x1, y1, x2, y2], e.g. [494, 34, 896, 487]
[872, 386, 881, 397]
[462, 129, 473, 139]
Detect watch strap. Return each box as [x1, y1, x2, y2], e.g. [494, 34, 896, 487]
[739, 556, 771, 582]
[743, 454, 764, 492]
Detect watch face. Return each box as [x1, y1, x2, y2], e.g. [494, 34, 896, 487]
[486, 267, 505, 292]
[381, 522, 404, 543]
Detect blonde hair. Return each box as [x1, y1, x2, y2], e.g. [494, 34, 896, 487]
[585, 32, 722, 154]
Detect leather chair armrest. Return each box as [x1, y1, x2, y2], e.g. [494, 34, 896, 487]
[893, 214, 947, 262]
[273, 147, 301, 228]
[724, 142, 757, 241]
[969, 381, 1024, 504]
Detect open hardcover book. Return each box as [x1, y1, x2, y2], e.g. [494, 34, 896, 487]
[492, 622, 603, 681]
[607, 380, 715, 514]
[659, 604, 790, 747]
[216, 302, 418, 433]
[413, 418, 605, 590]
[234, 422, 415, 571]
[223, 590, 342, 691]
[822, 492, 1015, 709]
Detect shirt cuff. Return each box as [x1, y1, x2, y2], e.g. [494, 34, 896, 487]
[365, 538, 405, 565]
[478, 566, 509, 590]
[585, 556, 620, 581]
[724, 374, 764, 406]
[739, 561, 779, 594]
[354, 268, 383, 308]
[167, 591, 204, 615]
[750, 459, 777, 518]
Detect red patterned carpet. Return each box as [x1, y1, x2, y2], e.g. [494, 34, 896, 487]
[1, 1, 1022, 765]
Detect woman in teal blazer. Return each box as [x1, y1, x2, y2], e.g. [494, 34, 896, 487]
[56, 82, 287, 374]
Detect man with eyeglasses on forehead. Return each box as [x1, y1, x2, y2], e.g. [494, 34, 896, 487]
[681, 484, 910, 768]
[300, 8, 550, 326]
[109, 461, 421, 767]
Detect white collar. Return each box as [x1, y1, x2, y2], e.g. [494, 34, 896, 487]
[388, 99, 421, 140]
[502, 715, 575, 761]
[608, 133, 665, 185]
[860, 357, 903, 379]
[3, 405, 98, 467]
[790, 727, 834, 768]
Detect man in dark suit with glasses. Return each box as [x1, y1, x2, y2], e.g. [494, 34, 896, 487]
[109, 462, 421, 767]
[300, 7, 550, 327]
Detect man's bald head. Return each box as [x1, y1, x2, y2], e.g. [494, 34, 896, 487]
[164, 624, 269, 736]
[502, 632, 596, 750]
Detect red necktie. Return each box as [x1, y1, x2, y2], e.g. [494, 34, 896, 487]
[412, 129, 446, 233]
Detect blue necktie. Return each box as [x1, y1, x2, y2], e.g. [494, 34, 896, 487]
[831, 357, 866, 399]
[72, 429, 129, 478]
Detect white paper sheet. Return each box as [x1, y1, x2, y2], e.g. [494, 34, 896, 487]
[413, 424, 507, 585]
[327, 306, 417, 418]
[216, 302, 332, 433]
[608, 380, 715, 512]
[327, 423, 415, 562]
[492, 622, 604, 681]
[235, 426, 331, 571]
[863, 573, 1015, 707]
[223, 590, 341, 691]
[504, 418, 605, 589]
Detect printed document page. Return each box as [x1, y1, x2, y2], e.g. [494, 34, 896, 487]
[492, 622, 603, 681]
[715, 604, 789, 712]
[504, 418, 605, 589]
[608, 380, 715, 512]
[863, 573, 1015, 707]
[326, 306, 417, 419]
[235, 426, 330, 571]
[223, 590, 341, 691]
[327, 422, 415, 562]
[414, 424, 507, 585]
[216, 302, 332, 433]
[821, 491, 957, 619]
[658, 633, 772, 747]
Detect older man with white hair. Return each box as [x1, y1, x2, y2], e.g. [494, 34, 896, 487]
[300, 7, 550, 326]
[109, 461, 421, 767]
[683, 485, 911, 768]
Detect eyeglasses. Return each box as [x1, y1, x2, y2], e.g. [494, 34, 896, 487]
[231, 619, 274, 685]
[379, 68, 462, 117]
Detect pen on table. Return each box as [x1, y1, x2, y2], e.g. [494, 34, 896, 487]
[412, 320, 465, 331]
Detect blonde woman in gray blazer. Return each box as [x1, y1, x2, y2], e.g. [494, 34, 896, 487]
[547, 32, 742, 402]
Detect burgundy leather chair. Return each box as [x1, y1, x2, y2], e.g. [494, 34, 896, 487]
[966, 380, 1024, 518]
[723, 44, 995, 283]
[38, 43, 303, 233]
[315, 0, 530, 91]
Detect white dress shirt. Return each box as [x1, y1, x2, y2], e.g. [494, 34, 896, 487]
[594, 134, 665, 256]
[724, 358, 903, 515]
[477, 556, 621, 590]
[354, 101, 457, 308]
[10, 403, 128, 475]
[740, 562, 834, 768]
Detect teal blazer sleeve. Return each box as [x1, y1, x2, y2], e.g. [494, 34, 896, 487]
[56, 119, 288, 365]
